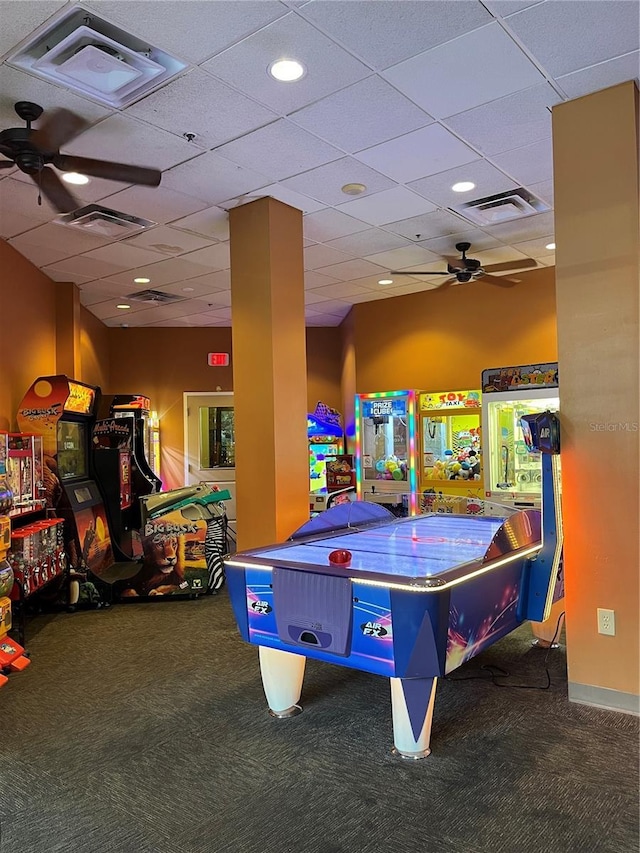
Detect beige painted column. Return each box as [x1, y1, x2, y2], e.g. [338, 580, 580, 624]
[553, 81, 639, 713]
[55, 281, 81, 379]
[229, 197, 309, 551]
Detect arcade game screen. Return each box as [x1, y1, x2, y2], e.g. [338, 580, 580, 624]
[56, 421, 87, 481]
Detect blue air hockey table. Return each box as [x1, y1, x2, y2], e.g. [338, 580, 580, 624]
[225, 474, 562, 758]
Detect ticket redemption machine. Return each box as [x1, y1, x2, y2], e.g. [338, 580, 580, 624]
[418, 389, 483, 513]
[354, 389, 420, 515]
[481, 363, 560, 508]
[308, 402, 355, 514]
[0, 433, 31, 684]
[108, 395, 162, 492]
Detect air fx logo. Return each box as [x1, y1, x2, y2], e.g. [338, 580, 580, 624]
[251, 600, 272, 615]
[360, 621, 387, 638]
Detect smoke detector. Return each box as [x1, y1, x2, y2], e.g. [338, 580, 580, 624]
[55, 204, 157, 237]
[127, 289, 185, 304]
[6, 5, 187, 108]
[452, 188, 550, 226]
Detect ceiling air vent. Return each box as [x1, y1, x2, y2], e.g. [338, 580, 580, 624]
[55, 204, 157, 237]
[127, 289, 185, 305]
[452, 188, 550, 227]
[6, 4, 188, 108]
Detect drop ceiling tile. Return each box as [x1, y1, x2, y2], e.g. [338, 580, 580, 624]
[215, 120, 343, 182]
[408, 160, 517, 208]
[222, 183, 325, 214]
[491, 138, 553, 187]
[445, 83, 561, 157]
[300, 0, 493, 70]
[556, 51, 640, 100]
[180, 243, 231, 270]
[41, 267, 95, 284]
[512, 236, 556, 258]
[0, 0, 67, 56]
[364, 245, 442, 270]
[306, 281, 373, 299]
[0, 176, 62, 222]
[325, 229, 411, 257]
[156, 272, 231, 298]
[0, 207, 48, 240]
[382, 22, 544, 119]
[200, 288, 232, 308]
[356, 125, 478, 184]
[161, 151, 271, 205]
[14, 221, 116, 254]
[202, 12, 370, 114]
[289, 76, 433, 154]
[169, 206, 230, 241]
[537, 255, 555, 268]
[304, 244, 353, 270]
[304, 270, 341, 289]
[507, 1, 640, 77]
[79, 284, 135, 307]
[43, 255, 126, 279]
[346, 289, 400, 304]
[82, 0, 287, 64]
[306, 313, 345, 326]
[467, 245, 531, 265]
[102, 256, 213, 287]
[416, 230, 503, 257]
[122, 226, 215, 256]
[0, 65, 112, 131]
[528, 180, 554, 207]
[118, 297, 214, 324]
[88, 301, 147, 320]
[303, 209, 369, 242]
[381, 280, 442, 298]
[9, 168, 132, 204]
[65, 113, 198, 171]
[312, 258, 386, 281]
[482, 0, 543, 16]
[7, 238, 70, 268]
[99, 185, 208, 225]
[482, 211, 556, 244]
[335, 186, 436, 227]
[80, 243, 166, 270]
[126, 69, 278, 149]
[304, 299, 351, 318]
[282, 158, 395, 206]
[384, 209, 475, 241]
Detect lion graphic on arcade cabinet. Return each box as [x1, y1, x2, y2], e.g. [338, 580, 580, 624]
[122, 534, 187, 597]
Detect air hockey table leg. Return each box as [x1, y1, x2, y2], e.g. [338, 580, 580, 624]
[531, 598, 566, 649]
[259, 646, 305, 718]
[390, 676, 437, 759]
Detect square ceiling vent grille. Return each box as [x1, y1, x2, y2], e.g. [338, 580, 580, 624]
[452, 188, 550, 226]
[127, 289, 185, 305]
[55, 204, 157, 237]
[6, 4, 187, 108]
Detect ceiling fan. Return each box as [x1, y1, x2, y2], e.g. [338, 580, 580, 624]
[389, 241, 537, 288]
[0, 101, 162, 214]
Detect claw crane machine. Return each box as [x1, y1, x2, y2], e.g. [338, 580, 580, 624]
[354, 390, 420, 515]
[417, 388, 483, 513]
[481, 362, 559, 508]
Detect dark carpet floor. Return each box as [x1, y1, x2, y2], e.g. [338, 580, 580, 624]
[0, 592, 638, 853]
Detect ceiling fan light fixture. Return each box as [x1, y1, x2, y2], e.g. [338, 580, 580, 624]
[451, 181, 476, 193]
[61, 171, 89, 185]
[268, 59, 306, 82]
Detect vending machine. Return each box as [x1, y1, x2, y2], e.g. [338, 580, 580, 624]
[481, 363, 560, 507]
[418, 389, 483, 512]
[354, 389, 420, 514]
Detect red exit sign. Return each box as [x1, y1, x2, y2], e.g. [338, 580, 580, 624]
[207, 352, 230, 367]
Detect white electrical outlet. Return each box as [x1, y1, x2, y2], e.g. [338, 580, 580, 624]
[597, 608, 616, 636]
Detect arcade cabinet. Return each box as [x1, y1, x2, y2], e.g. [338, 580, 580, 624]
[417, 388, 483, 513]
[107, 395, 162, 492]
[481, 363, 560, 508]
[354, 389, 420, 515]
[16, 376, 114, 598]
[307, 402, 355, 514]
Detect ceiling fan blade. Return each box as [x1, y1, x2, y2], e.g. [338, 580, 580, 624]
[483, 258, 537, 273]
[480, 273, 520, 287]
[54, 154, 161, 186]
[30, 167, 79, 213]
[0, 159, 14, 169]
[389, 270, 450, 276]
[30, 109, 89, 152]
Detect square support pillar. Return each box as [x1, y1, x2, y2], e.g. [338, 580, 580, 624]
[55, 281, 82, 379]
[553, 81, 639, 714]
[229, 197, 309, 550]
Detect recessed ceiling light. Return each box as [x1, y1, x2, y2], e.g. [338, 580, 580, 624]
[134, 277, 151, 284]
[61, 172, 90, 185]
[341, 182, 367, 196]
[268, 59, 306, 82]
[451, 181, 476, 193]
[545, 242, 556, 250]
[182, 286, 194, 292]
[116, 303, 131, 310]
[378, 278, 394, 286]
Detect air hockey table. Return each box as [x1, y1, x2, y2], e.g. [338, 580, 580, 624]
[225, 495, 561, 759]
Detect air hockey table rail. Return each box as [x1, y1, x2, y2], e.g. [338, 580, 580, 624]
[224, 501, 558, 758]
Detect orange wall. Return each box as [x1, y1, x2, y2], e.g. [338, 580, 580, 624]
[352, 266, 557, 395]
[107, 326, 343, 490]
[0, 240, 57, 429]
[79, 306, 111, 391]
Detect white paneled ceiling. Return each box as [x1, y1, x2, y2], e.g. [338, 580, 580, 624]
[0, 0, 638, 328]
